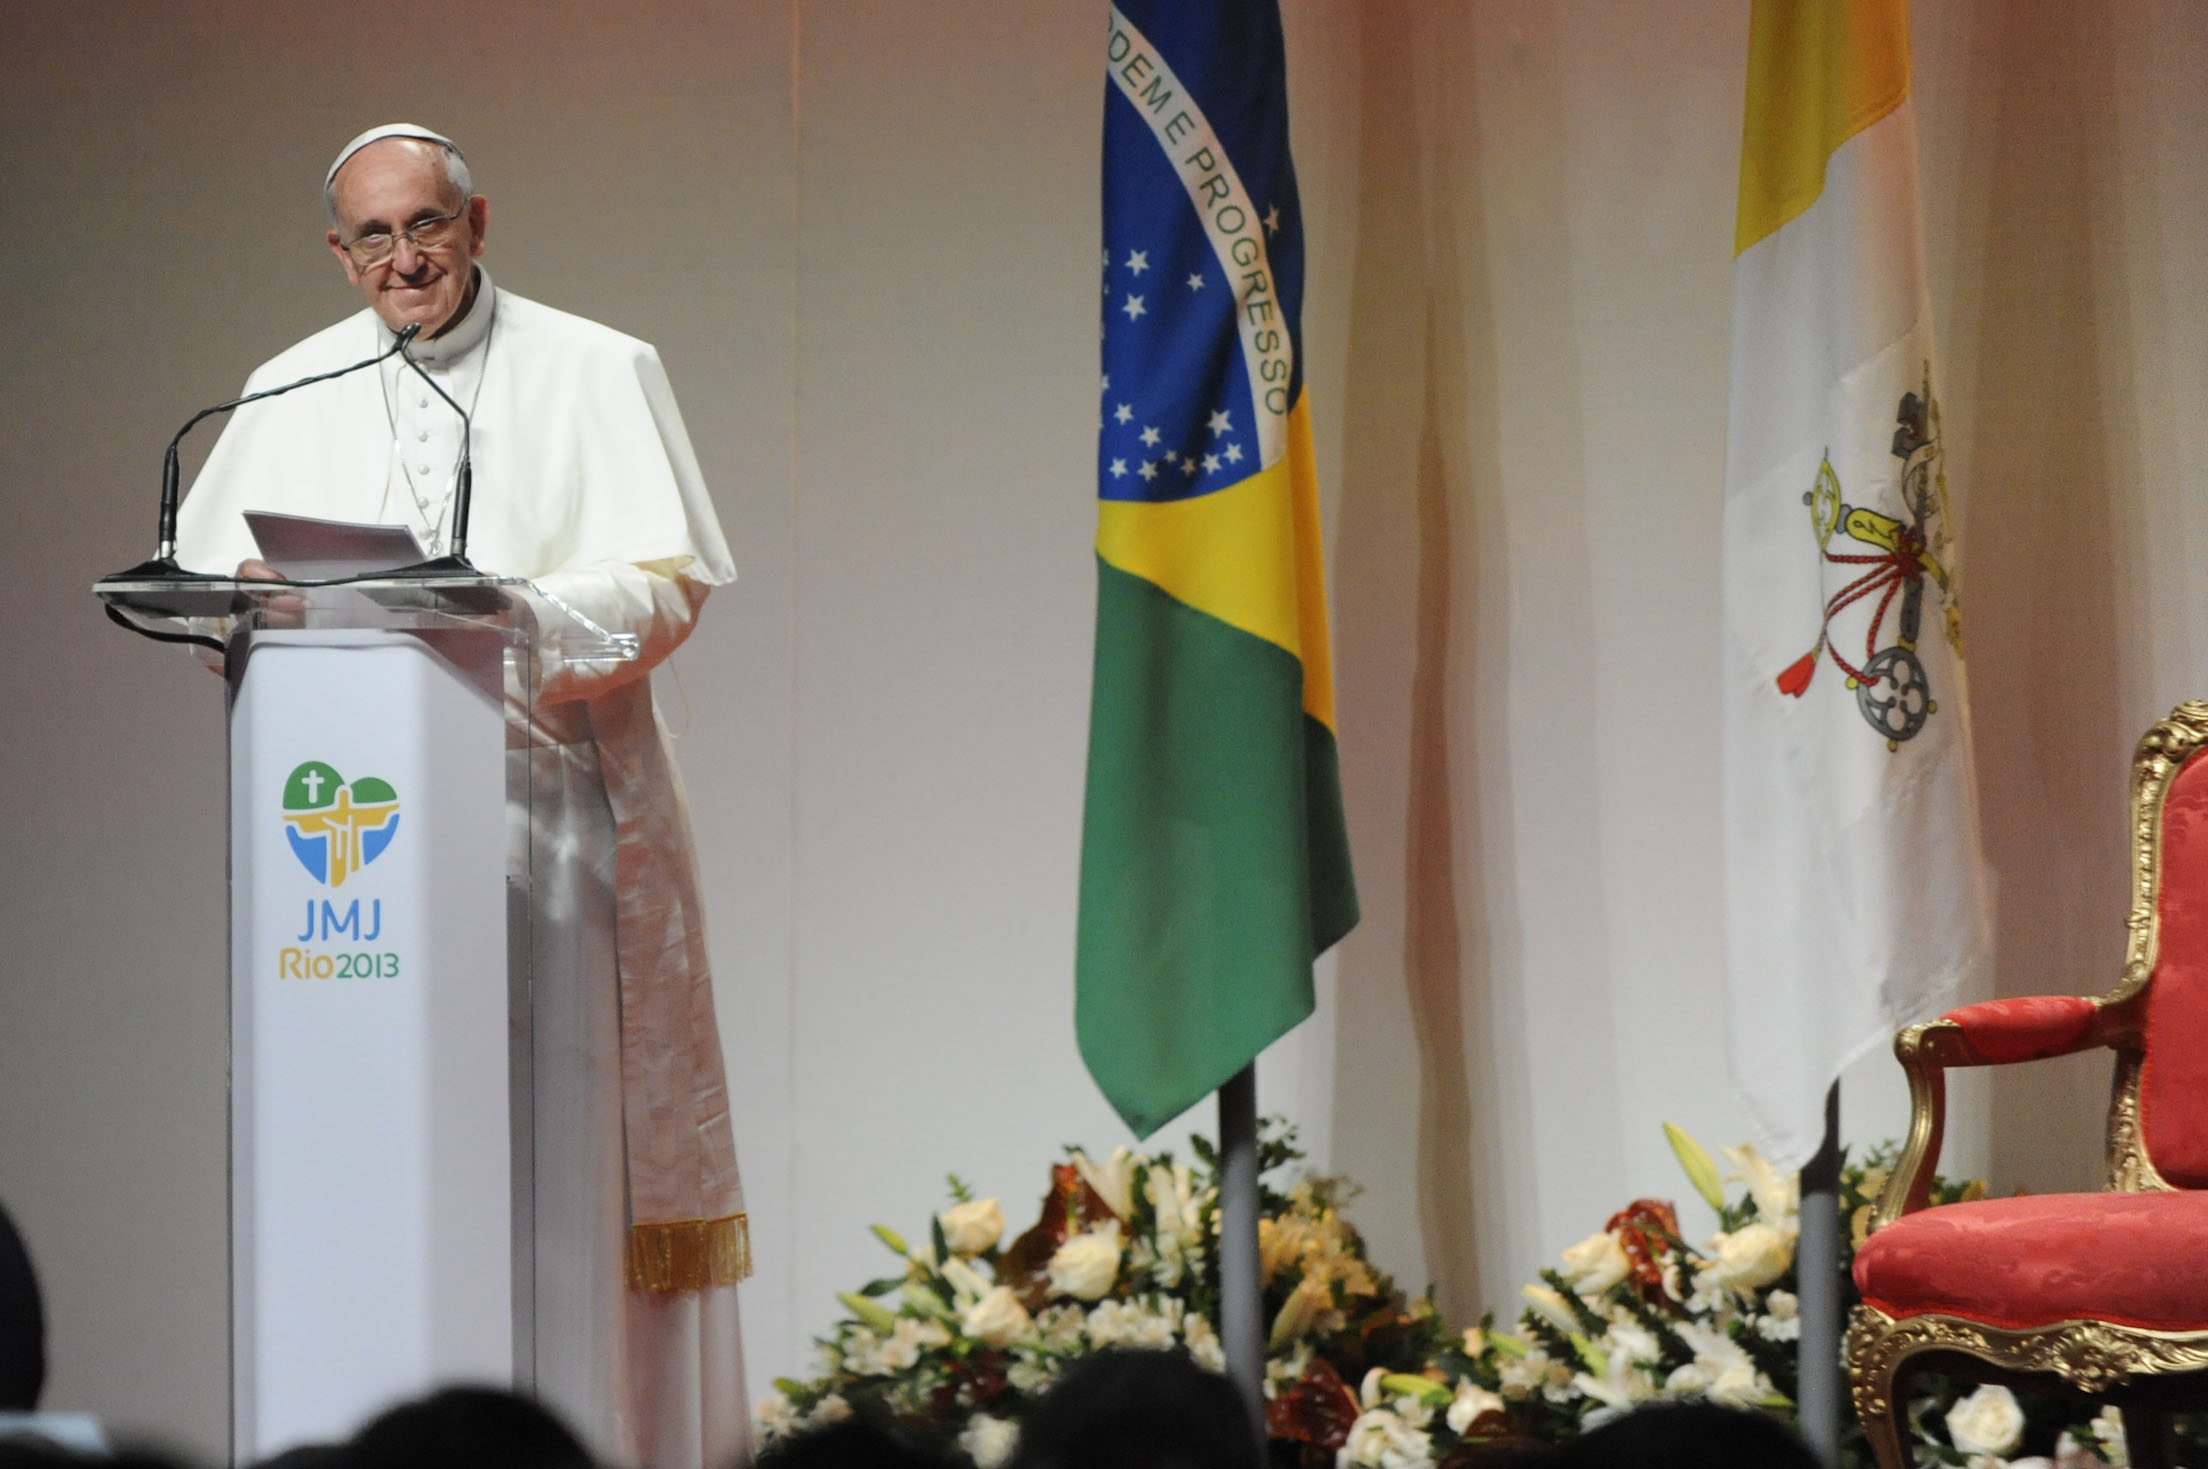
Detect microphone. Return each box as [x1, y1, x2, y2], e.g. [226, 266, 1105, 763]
[134, 322, 424, 575]
[395, 327, 476, 565]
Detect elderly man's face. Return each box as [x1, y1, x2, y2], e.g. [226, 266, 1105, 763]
[325, 139, 489, 336]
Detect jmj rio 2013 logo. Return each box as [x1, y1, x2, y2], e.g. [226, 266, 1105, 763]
[280, 760, 403, 980]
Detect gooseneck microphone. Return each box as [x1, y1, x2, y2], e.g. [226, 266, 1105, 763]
[395, 329, 475, 564]
[143, 322, 424, 572]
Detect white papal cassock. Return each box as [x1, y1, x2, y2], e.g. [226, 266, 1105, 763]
[176, 272, 751, 1469]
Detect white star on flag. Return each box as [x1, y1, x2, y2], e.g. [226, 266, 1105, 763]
[1126, 250, 1149, 275]
[1139, 426, 1160, 447]
[1114, 404, 1134, 424]
[1202, 452, 1221, 472]
[1109, 459, 1128, 478]
[1186, 274, 1204, 291]
[1121, 295, 1146, 321]
[1224, 442, 1243, 463]
[1207, 409, 1233, 434]
[1139, 460, 1158, 481]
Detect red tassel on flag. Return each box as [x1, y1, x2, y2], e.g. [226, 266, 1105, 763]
[1776, 651, 1818, 696]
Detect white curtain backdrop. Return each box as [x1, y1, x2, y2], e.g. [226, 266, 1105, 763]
[2, 3, 2202, 1456]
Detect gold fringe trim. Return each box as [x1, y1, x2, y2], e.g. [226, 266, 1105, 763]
[627, 1212, 752, 1293]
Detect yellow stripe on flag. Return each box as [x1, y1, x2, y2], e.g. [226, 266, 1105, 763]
[1096, 393, 1337, 730]
[1735, 0, 1913, 256]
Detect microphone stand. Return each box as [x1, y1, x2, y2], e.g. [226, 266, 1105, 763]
[101, 322, 424, 584]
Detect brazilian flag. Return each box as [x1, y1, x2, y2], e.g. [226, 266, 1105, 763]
[1078, 0, 1358, 1138]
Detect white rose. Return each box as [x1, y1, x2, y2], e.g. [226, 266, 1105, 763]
[1446, 1380, 1505, 1434]
[805, 1393, 852, 1427]
[960, 1413, 1021, 1469]
[1337, 1408, 1434, 1469]
[960, 1286, 1036, 1348]
[1710, 1222, 1793, 1291]
[1558, 1231, 1632, 1296]
[1046, 1222, 1124, 1301]
[939, 1197, 1006, 1257]
[1946, 1384, 2026, 1458]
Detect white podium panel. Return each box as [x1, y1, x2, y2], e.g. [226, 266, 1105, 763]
[227, 629, 512, 1460]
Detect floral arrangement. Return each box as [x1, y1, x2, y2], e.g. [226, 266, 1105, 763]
[754, 1124, 2145, 1468]
[756, 1126, 1447, 1466]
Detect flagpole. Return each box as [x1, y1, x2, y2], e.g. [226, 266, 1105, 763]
[1796, 1082, 1844, 1466]
[1217, 1063, 1266, 1458]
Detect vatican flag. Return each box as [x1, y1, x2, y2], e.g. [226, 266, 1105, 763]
[1722, 0, 1992, 1169]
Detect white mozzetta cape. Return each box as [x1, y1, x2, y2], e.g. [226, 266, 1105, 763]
[176, 281, 748, 1289]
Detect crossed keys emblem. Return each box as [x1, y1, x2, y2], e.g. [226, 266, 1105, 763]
[1774, 370, 1964, 750]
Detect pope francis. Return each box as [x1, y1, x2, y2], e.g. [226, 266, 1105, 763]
[174, 124, 749, 1468]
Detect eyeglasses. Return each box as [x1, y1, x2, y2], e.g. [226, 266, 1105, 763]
[339, 206, 467, 267]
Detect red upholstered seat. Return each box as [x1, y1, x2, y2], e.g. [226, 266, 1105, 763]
[1855, 1191, 2208, 1332]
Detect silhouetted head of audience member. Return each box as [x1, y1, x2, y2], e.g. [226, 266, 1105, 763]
[0, 1203, 46, 1412]
[253, 1445, 347, 1469]
[0, 1440, 195, 1469]
[757, 1414, 956, 1469]
[1558, 1400, 1820, 1469]
[1441, 1435, 1566, 1469]
[341, 1386, 595, 1469]
[1008, 1349, 1259, 1469]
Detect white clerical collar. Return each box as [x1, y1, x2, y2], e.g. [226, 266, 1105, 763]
[379, 268, 496, 365]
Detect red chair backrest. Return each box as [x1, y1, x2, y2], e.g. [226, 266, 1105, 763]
[2143, 748, 2208, 1185]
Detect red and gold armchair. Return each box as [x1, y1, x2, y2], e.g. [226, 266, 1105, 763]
[1849, 702, 2208, 1469]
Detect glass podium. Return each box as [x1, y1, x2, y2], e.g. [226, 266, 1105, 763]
[97, 572, 635, 1462]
